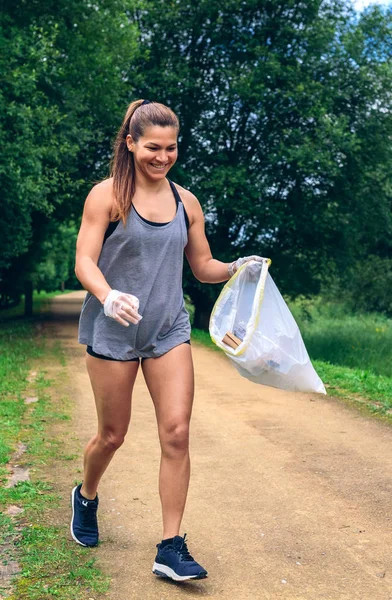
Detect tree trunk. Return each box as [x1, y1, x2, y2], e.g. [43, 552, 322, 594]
[191, 288, 216, 330]
[24, 280, 33, 317]
[194, 306, 211, 330]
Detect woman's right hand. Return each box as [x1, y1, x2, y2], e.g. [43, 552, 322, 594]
[103, 290, 143, 327]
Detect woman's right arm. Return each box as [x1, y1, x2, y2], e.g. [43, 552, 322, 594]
[75, 182, 113, 305]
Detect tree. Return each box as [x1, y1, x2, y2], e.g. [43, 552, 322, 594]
[129, 0, 392, 323]
[2, 0, 391, 321]
[0, 0, 140, 308]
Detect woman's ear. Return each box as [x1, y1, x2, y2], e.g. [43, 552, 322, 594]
[126, 134, 134, 152]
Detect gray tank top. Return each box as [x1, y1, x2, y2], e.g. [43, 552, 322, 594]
[78, 179, 191, 359]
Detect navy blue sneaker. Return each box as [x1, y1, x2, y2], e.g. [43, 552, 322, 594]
[70, 484, 99, 547]
[152, 533, 208, 581]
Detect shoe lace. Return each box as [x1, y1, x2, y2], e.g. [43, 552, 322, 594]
[81, 502, 98, 527]
[176, 533, 194, 562]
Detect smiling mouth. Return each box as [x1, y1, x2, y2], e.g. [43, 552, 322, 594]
[150, 163, 168, 170]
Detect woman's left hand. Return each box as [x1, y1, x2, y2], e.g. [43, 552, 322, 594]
[228, 255, 268, 278]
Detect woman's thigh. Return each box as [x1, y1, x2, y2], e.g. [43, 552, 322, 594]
[86, 354, 140, 437]
[141, 343, 194, 433]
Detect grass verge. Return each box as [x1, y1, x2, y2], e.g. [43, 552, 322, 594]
[0, 319, 110, 599]
[288, 296, 392, 378]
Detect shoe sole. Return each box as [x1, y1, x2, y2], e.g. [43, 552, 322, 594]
[152, 562, 208, 581]
[70, 486, 98, 547]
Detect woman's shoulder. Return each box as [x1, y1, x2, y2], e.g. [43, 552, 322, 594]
[83, 178, 115, 219]
[170, 181, 201, 225]
[170, 181, 197, 202]
[87, 178, 115, 205]
[91, 177, 114, 194]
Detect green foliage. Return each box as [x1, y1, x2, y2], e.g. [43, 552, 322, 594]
[287, 295, 392, 377]
[0, 21, 64, 269]
[34, 222, 79, 292]
[130, 0, 392, 319]
[0, 1, 140, 305]
[333, 255, 392, 316]
[1, 0, 391, 319]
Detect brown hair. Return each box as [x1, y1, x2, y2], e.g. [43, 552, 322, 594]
[110, 99, 180, 223]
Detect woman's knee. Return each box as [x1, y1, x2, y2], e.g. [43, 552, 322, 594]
[160, 422, 190, 457]
[98, 430, 126, 452]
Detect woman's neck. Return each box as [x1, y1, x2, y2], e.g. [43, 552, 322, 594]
[134, 172, 169, 196]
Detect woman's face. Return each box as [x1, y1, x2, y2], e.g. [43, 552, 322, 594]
[127, 126, 178, 178]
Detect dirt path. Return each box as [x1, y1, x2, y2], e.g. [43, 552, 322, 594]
[46, 292, 392, 599]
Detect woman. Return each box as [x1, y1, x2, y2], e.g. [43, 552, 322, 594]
[71, 99, 263, 582]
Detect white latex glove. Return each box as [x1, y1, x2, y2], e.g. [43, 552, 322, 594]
[228, 255, 268, 278]
[103, 289, 142, 327]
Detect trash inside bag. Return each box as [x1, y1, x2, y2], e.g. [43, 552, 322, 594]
[209, 259, 326, 394]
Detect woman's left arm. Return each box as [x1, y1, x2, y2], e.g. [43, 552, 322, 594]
[184, 192, 230, 284]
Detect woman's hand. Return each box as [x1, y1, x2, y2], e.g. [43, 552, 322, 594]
[228, 255, 268, 278]
[103, 290, 143, 327]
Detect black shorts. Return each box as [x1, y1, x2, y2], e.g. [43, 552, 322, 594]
[86, 340, 191, 362]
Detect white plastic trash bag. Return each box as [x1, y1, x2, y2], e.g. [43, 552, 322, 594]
[209, 259, 326, 394]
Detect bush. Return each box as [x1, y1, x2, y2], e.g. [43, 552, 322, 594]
[334, 256, 392, 317]
[287, 295, 392, 378]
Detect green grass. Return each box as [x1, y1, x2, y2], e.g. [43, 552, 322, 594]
[287, 296, 392, 378]
[286, 298, 392, 413]
[0, 321, 47, 465]
[0, 319, 110, 599]
[191, 327, 219, 351]
[9, 516, 109, 599]
[314, 360, 392, 413]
